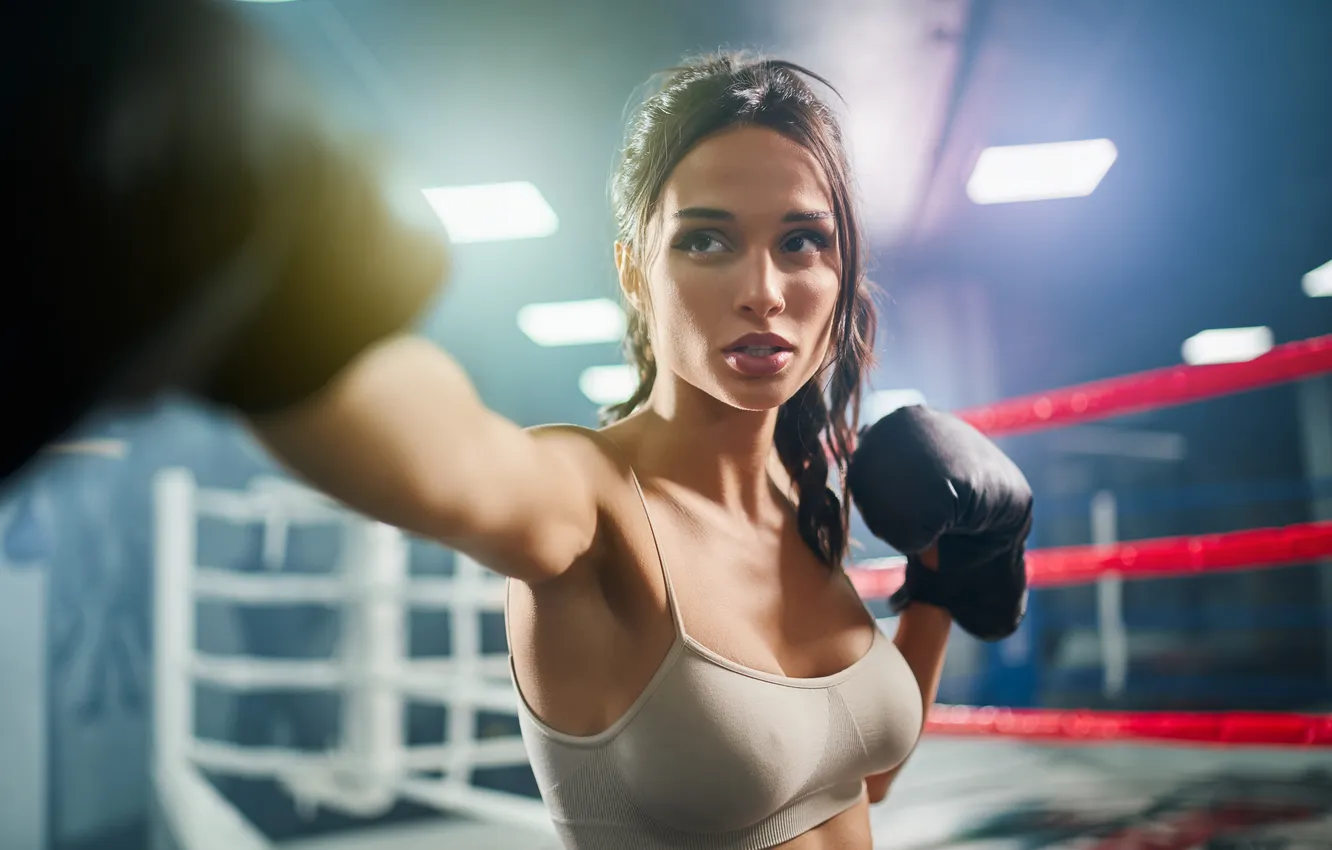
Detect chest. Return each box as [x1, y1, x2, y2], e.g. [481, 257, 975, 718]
[645, 493, 876, 680]
[607, 637, 922, 835]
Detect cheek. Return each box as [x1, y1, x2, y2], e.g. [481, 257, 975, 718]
[790, 268, 841, 324]
[645, 259, 717, 364]
[652, 257, 727, 334]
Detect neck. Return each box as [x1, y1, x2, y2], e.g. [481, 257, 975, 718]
[636, 375, 782, 519]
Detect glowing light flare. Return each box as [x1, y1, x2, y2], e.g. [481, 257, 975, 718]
[863, 389, 927, 423]
[579, 365, 639, 405]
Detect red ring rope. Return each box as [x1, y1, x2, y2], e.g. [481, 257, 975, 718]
[847, 520, 1332, 598]
[924, 705, 1332, 747]
[957, 334, 1332, 437]
[841, 337, 1332, 751]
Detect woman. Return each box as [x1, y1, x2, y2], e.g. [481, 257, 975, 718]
[257, 54, 1030, 848]
[503, 55, 940, 848]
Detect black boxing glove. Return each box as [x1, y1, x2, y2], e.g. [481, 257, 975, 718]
[3, 0, 448, 482]
[846, 405, 1033, 641]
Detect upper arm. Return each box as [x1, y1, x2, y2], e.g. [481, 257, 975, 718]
[249, 335, 601, 584]
[441, 422, 607, 582]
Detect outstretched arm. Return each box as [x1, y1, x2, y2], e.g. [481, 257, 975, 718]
[249, 336, 601, 584]
[4, 0, 600, 581]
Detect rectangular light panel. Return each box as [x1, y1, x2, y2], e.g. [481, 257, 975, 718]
[518, 299, 627, 347]
[967, 139, 1118, 205]
[421, 181, 559, 244]
[1181, 326, 1274, 366]
[1303, 259, 1332, 298]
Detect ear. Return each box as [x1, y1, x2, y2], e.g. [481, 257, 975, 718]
[615, 241, 642, 311]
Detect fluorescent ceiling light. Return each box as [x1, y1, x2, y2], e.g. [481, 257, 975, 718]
[579, 365, 639, 405]
[863, 389, 927, 424]
[1303, 259, 1332, 298]
[967, 139, 1118, 205]
[421, 181, 558, 244]
[517, 299, 626, 347]
[1181, 326, 1274, 366]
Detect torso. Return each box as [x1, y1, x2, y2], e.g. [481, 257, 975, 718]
[505, 426, 912, 848]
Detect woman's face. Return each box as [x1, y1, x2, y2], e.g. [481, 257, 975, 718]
[622, 125, 842, 413]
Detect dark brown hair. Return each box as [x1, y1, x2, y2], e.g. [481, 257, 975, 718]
[603, 52, 877, 569]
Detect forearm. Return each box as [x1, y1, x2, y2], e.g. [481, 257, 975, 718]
[246, 335, 484, 538]
[246, 334, 598, 582]
[865, 596, 952, 803]
[894, 546, 953, 729]
[893, 601, 952, 714]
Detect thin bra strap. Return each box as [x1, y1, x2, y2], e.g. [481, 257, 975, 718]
[503, 576, 515, 651]
[625, 464, 685, 637]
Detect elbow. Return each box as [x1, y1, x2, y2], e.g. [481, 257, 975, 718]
[865, 771, 894, 805]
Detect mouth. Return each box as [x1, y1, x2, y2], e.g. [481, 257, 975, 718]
[723, 333, 795, 355]
[722, 333, 796, 377]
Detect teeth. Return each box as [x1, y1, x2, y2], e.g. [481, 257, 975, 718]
[740, 347, 781, 356]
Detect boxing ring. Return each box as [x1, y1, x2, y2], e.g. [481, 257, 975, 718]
[151, 477, 557, 849]
[151, 335, 1332, 850]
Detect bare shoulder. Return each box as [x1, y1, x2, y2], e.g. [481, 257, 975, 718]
[520, 421, 644, 567]
[524, 422, 637, 487]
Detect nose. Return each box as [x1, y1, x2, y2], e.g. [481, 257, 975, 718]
[733, 252, 786, 319]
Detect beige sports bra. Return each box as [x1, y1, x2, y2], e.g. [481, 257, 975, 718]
[507, 467, 923, 849]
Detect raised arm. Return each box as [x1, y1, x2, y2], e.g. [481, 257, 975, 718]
[847, 406, 1034, 803]
[248, 335, 600, 584]
[866, 553, 952, 803]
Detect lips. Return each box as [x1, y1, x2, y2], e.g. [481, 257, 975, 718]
[723, 333, 796, 377]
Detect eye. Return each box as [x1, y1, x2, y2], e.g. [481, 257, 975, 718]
[673, 231, 729, 254]
[782, 230, 831, 254]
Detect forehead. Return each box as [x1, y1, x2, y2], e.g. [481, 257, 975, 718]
[657, 125, 833, 221]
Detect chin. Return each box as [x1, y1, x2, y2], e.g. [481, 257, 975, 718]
[713, 370, 809, 413]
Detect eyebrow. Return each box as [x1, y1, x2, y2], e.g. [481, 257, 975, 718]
[673, 207, 835, 223]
